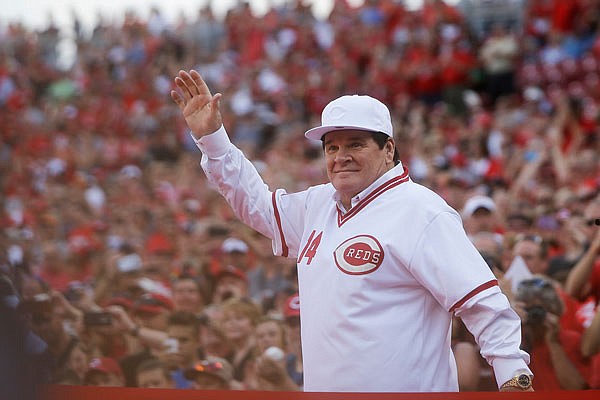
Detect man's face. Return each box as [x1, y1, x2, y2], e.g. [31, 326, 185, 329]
[255, 320, 283, 353]
[513, 239, 546, 274]
[137, 368, 172, 389]
[135, 310, 170, 331]
[469, 208, 494, 232]
[173, 279, 203, 313]
[323, 130, 393, 205]
[167, 324, 198, 365]
[221, 310, 254, 342]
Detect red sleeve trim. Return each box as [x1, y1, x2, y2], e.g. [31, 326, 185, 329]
[272, 191, 289, 257]
[450, 279, 498, 312]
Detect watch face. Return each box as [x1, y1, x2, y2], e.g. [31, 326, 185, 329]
[517, 374, 531, 388]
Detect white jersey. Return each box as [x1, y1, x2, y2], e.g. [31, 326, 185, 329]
[194, 127, 531, 392]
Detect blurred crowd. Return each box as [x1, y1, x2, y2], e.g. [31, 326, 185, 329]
[0, 0, 600, 394]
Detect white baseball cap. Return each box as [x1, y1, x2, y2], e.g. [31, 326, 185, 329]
[221, 238, 249, 254]
[462, 195, 497, 218]
[304, 95, 393, 140]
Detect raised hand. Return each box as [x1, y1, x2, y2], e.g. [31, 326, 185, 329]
[171, 70, 222, 139]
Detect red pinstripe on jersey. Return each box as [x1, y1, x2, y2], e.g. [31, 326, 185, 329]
[450, 279, 498, 312]
[337, 168, 410, 227]
[272, 192, 289, 257]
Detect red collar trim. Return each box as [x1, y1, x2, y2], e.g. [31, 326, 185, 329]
[337, 168, 410, 227]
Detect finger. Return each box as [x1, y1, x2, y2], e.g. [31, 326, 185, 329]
[209, 92, 222, 116]
[179, 70, 201, 96]
[175, 75, 193, 100]
[170, 90, 185, 109]
[190, 69, 211, 96]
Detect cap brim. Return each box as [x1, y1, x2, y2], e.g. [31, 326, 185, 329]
[216, 272, 247, 283]
[304, 125, 380, 140]
[133, 305, 163, 314]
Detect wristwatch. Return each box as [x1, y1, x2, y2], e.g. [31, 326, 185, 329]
[501, 371, 533, 390]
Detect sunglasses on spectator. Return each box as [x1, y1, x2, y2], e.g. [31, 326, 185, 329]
[517, 278, 552, 291]
[586, 218, 600, 226]
[192, 360, 224, 373]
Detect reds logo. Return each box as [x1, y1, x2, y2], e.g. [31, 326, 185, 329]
[333, 235, 384, 275]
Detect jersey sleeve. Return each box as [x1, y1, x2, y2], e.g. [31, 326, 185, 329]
[195, 126, 305, 258]
[407, 210, 498, 311]
[407, 211, 531, 387]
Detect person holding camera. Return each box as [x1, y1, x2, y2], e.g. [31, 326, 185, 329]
[514, 276, 591, 390]
[155, 311, 203, 388]
[171, 69, 531, 392]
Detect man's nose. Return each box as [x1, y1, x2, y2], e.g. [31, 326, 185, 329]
[335, 148, 351, 162]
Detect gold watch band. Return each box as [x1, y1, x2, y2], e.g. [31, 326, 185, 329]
[501, 373, 533, 390]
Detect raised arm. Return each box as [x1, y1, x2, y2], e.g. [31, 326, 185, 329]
[564, 228, 600, 300]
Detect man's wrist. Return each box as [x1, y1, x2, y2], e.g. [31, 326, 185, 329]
[500, 369, 533, 390]
[191, 125, 231, 156]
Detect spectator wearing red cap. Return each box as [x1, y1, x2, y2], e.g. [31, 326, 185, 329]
[211, 265, 249, 304]
[132, 293, 174, 332]
[84, 357, 125, 387]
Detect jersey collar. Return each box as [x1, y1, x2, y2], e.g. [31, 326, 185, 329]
[334, 162, 410, 224]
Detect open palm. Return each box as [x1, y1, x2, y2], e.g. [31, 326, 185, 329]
[171, 70, 222, 138]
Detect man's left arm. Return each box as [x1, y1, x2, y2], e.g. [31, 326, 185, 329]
[455, 290, 533, 391]
[408, 210, 532, 391]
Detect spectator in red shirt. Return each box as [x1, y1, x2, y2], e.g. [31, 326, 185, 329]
[565, 197, 600, 304]
[515, 276, 591, 390]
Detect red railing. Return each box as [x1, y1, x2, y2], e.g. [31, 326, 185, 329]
[38, 385, 600, 400]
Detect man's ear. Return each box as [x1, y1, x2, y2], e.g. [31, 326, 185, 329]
[385, 139, 395, 162]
